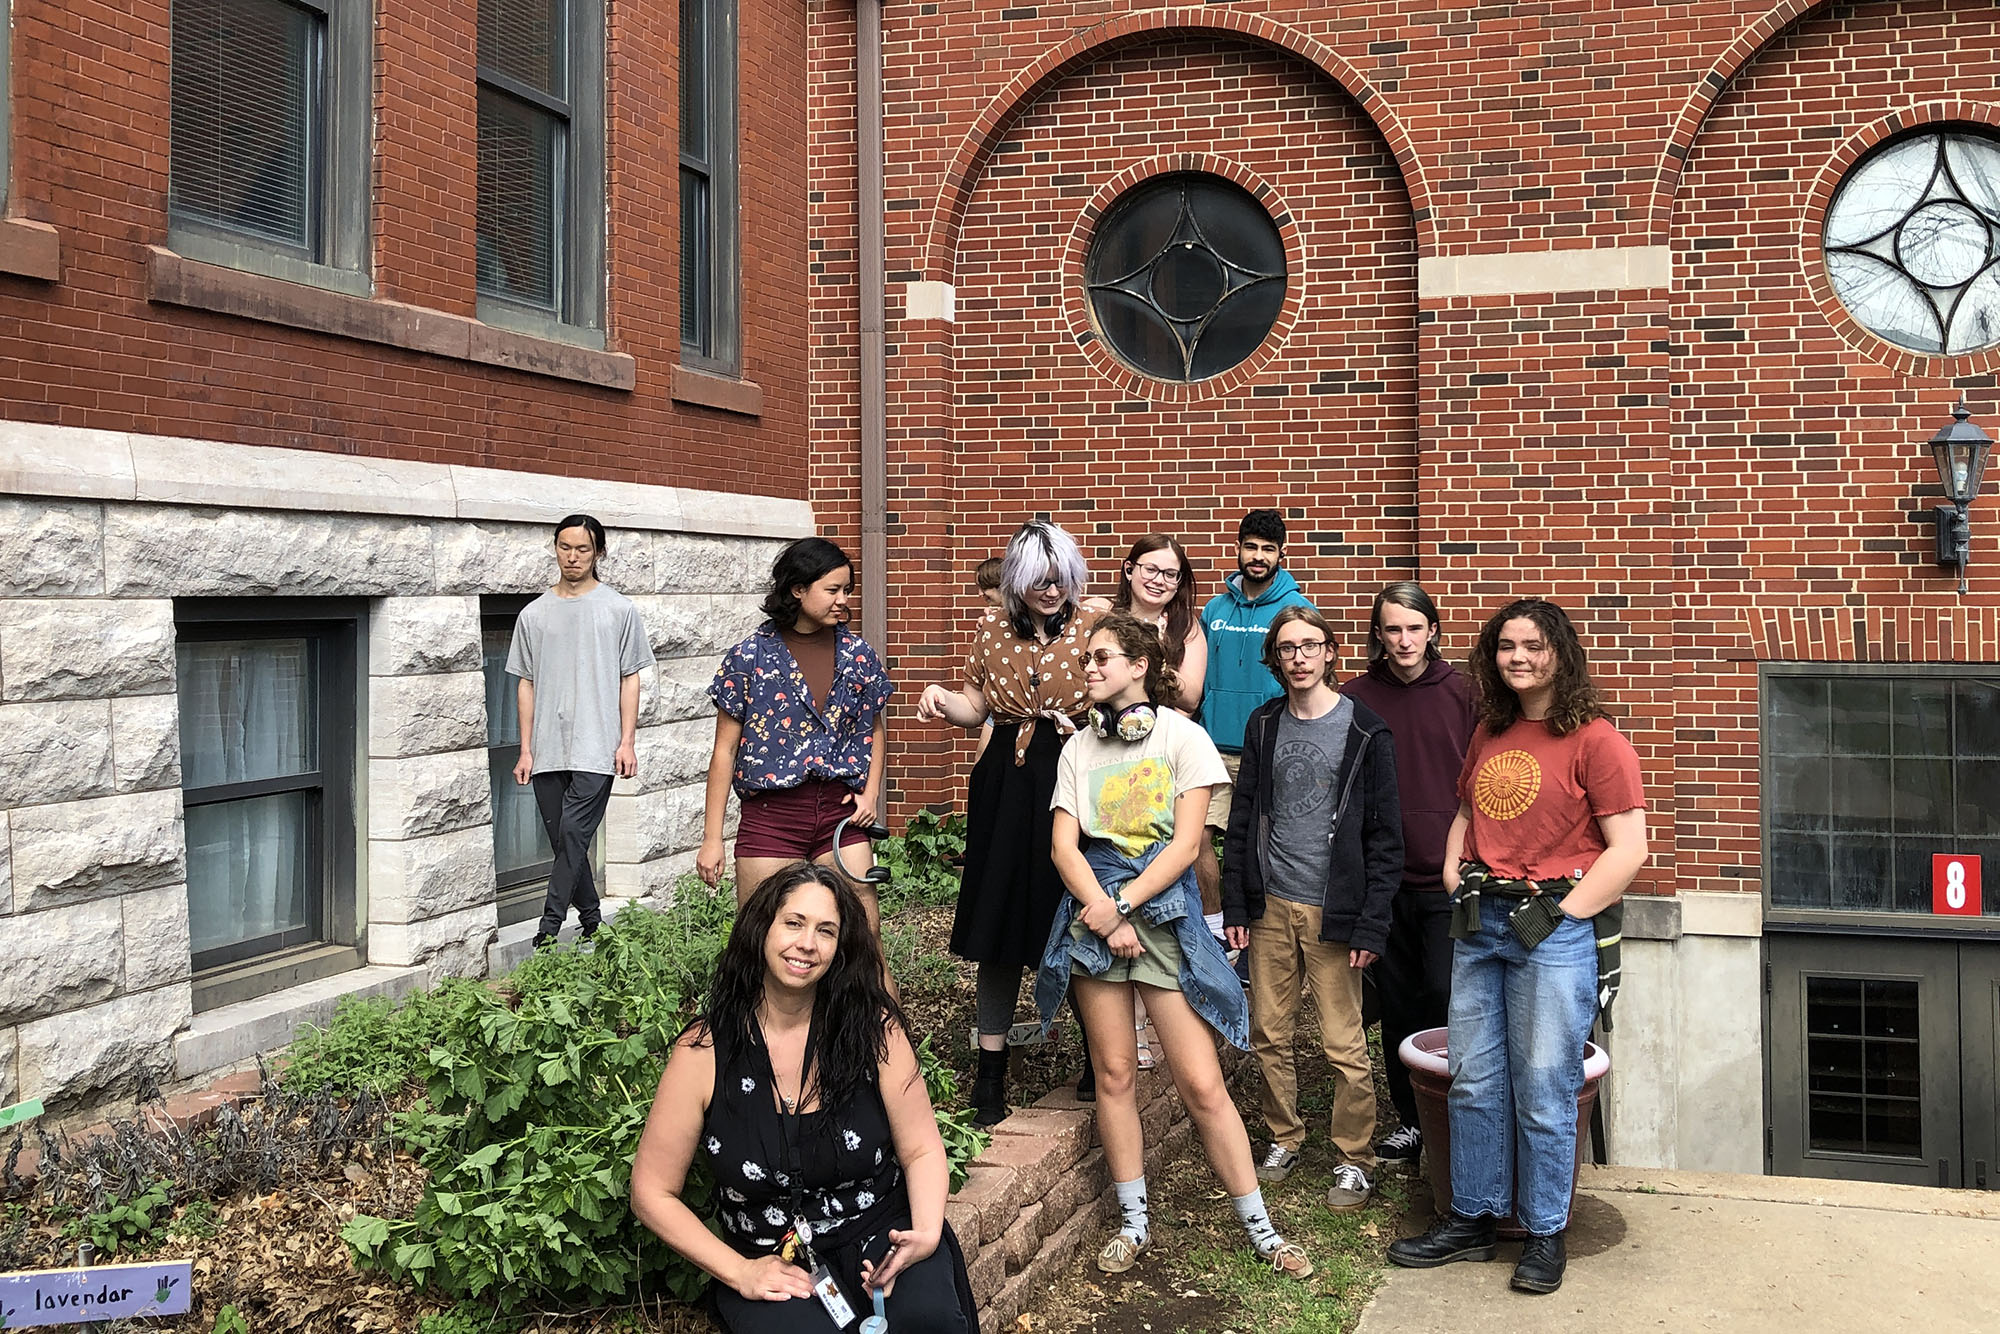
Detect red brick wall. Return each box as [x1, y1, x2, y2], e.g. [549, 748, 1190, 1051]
[812, 0, 2000, 903]
[0, 0, 810, 496]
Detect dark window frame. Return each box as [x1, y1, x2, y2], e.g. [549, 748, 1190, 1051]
[679, 0, 740, 373]
[174, 598, 363, 1000]
[167, 0, 373, 297]
[475, 0, 606, 343]
[1761, 662, 2000, 936]
[481, 595, 553, 926]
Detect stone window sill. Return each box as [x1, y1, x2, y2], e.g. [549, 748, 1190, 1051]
[0, 218, 61, 281]
[671, 363, 764, 416]
[147, 247, 637, 391]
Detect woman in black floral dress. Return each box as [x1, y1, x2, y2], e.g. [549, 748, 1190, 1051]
[631, 863, 975, 1331]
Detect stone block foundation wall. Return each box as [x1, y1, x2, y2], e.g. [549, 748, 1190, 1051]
[0, 426, 809, 1110]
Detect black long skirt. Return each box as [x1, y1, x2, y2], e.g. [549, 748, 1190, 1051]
[950, 721, 1065, 968]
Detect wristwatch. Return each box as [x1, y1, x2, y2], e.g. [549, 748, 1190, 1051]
[1109, 886, 1134, 917]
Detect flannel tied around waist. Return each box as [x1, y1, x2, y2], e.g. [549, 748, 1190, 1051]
[1449, 863, 1625, 1028]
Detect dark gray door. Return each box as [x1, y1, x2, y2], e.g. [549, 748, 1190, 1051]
[1768, 933, 1962, 1186]
[1962, 944, 2000, 1190]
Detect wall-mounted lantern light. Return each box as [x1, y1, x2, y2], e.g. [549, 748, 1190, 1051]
[1930, 401, 1993, 596]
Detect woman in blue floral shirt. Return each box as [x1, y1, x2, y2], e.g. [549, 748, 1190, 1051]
[700, 538, 893, 924]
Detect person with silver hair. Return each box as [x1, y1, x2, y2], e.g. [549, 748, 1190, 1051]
[916, 520, 1102, 1125]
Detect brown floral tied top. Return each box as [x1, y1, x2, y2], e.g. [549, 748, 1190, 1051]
[965, 605, 1102, 765]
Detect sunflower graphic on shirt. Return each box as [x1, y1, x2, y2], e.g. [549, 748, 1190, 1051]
[1090, 756, 1175, 855]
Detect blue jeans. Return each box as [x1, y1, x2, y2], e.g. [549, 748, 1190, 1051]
[1445, 898, 1597, 1236]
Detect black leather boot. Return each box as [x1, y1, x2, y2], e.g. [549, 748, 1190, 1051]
[970, 1047, 1010, 1127]
[1386, 1213, 1498, 1268]
[1511, 1230, 1567, 1293]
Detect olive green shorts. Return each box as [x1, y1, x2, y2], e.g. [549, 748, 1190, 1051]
[1070, 909, 1185, 991]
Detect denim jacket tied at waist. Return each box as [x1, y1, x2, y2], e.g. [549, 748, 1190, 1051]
[1034, 839, 1250, 1050]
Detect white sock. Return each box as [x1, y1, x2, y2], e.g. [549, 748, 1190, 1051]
[1232, 1188, 1282, 1255]
[1114, 1176, 1149, 1247]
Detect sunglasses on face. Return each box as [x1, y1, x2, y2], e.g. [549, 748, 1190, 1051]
[1085, 649, 1133, 667]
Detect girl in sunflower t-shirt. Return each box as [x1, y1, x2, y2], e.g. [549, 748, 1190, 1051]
[1387, 598, 1647, 1296]
[1035, 612, 1314, 1283]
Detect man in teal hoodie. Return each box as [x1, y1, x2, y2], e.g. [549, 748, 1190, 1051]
[1196, 509, 1314, 927]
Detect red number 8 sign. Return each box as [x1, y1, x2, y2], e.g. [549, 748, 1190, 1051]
[1933, 855, 1984, 917]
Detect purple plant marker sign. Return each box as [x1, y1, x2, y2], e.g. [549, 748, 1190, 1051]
[0, 1261, 192, 1327]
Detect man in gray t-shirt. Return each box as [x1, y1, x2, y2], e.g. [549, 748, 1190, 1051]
[506, 515, 651, 946]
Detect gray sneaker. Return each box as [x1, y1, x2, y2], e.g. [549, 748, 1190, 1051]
[1325, 1162, 1373, 1212]
[1256, 1143, 1300, 1183]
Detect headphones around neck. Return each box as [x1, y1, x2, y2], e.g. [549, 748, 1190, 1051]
[1089, 700, 1158, 743]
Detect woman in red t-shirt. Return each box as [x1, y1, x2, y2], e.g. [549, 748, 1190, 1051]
[1386, 599, 1647, 1296]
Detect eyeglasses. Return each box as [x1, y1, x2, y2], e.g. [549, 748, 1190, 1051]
[1130, 562, 1183, 586]
[1085, 649, 1133, 667]
[1029, 577, 1062, 593]
[1274, 640, 1328, 661]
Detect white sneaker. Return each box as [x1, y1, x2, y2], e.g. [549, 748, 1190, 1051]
[1256, 1143, 1300, 1183]
[1324, 1162, 1373, 1213]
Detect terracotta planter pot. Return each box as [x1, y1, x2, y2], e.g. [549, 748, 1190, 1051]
[1398, 1026, 1610, 1239]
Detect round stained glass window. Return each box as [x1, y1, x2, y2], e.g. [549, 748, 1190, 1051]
[1823, 130, 2000, 356]
[1085, 174, 1287, 381]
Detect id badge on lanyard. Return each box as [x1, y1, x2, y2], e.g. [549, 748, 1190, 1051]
[794, 1214, 857, 1327]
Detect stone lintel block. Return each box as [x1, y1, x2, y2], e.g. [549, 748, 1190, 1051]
[110, 692, 181, 792]
[450, 466, 684, 531]
[632, 594, 763, 661]
[989, 1105, 1095, 1167]
[0, 598, 174, 702]
[0, 1027, 16, 1106]
[652, 534, 787, 594]
[368, 825, 499, 924]
[122, 884, 195, 992]
[12, 789, 186, 910]
[369, 749, 494, 839]
[366, 901, 498, 970]
[613, 718, 713, 797]
[18, 984, 191, 1108]
[0, 421, 136, 501]
[999, 1199, 1044, 1275]
[602, 786, 703, 865]
[0, 898, 122, 1026]
[127, 432, 458, 518]
[368, 596, 482, 676]
[103, 505, 436, 597]
[432, 521, 551, 595]
[601, 854, 683, 905]
[368, 671, 487, 758]
[0, 698, 114, 806]
[0, 499, 104, 597]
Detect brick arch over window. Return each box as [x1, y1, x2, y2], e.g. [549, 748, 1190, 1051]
[1647, 0, 1834, 238]
[919, 6, 1432, 278]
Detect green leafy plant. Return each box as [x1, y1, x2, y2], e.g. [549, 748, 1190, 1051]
[65, 1179, 172, 1255]
[882, 920, 956, 994]
[877, 810, 967, 912]
[917, 1036, 988, 1192]
[283, 976, 491, 1096]
[169, 1197, 219, 1241]
[210, 1306, 250, 1334]
[415, 1300, 520, 1334]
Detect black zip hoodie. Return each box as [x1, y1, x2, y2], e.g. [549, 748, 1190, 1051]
[1219, 693, 1403, 957]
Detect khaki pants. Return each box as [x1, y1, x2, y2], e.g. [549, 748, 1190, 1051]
[1247, 896, 1377, 1167]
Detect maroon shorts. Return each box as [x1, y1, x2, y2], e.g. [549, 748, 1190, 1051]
[734, 779, 873, 861]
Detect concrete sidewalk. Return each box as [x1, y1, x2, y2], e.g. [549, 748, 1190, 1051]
[1358, 1165, 2000, 1334]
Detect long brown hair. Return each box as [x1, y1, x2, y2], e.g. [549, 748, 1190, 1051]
[1090, 612, 1183, 710]
[1259, 604, 1339, 687]
[1111, 535, 1197, 669]
[1467, 598, 1607, 736]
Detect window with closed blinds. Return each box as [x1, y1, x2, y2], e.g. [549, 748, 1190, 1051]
[680, 0, 738, 370]
[170, 0, 321, 255]
[478, 0, 568, 313]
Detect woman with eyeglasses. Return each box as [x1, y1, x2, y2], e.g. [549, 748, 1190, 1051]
[1034, 612, 1314, 1283]
[915, 521, 1102, 1125]
[1088, 535, 1205, 718]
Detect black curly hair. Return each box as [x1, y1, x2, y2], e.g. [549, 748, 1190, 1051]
[761, 537, 854, 630]
[691, 863, 908, 1115]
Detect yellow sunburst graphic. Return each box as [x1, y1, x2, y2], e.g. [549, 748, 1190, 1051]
[1472, 749, 1541, 821]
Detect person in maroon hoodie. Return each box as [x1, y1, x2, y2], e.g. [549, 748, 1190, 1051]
[1339, 582, 1477, 1164]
